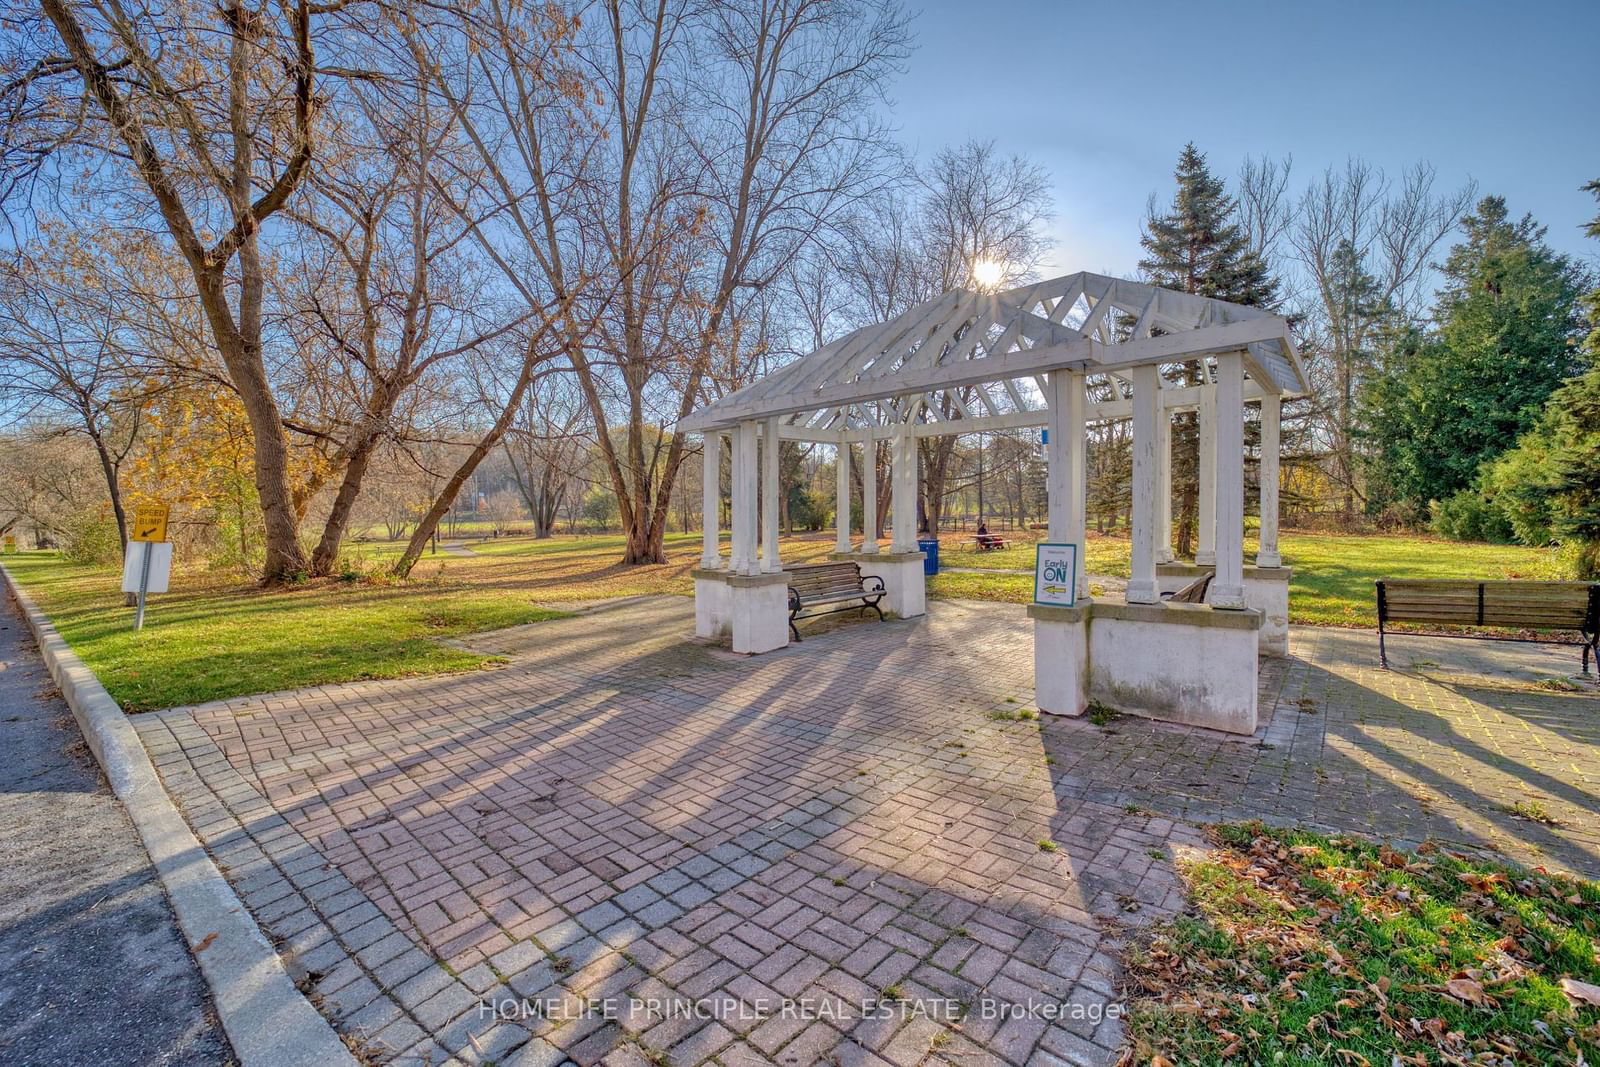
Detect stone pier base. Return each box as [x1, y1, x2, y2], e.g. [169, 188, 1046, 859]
[1029, 602, 1090, 718]
[839, 551, 926, 619]
[1158, 561, 1292, 657]
[691, 569, 731, 640]
[693, 569, 790, 654]
[1087, 602, 1261, 734]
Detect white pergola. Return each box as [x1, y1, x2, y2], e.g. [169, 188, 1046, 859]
[683, 270, 1305, 599]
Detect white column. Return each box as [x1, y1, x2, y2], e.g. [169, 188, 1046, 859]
[834, 437, 851, 554]
[1128, 364, 1160, 604]
[761, 416, 781, 572]
[1066, 370, 1088, 597]
[1212, 352, 1246, 609]
[1046, 375, 1068, 541]
[1257, 392, 1282, 568]
[731, 420, 758, 575]
[700, 432, 721, 569]
[1047, 372, 1089, 594]
[890, 431, 915, 552]
[1156, 402, 1174, 564]
[1196, 376, 1217, 566]
[861, 431, 878, 554]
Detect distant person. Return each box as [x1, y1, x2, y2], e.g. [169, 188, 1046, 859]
[976, 520, 998, 550]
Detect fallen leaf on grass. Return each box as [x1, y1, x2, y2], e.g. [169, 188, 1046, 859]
[1443, 977, 1487, 1005]
[1559, 977, 1600, 1007]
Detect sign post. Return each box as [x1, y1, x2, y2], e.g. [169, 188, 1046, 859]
[1033, 542, 1079, 608]
[127, 503, 171, 632]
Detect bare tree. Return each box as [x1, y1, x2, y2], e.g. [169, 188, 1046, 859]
[842, 141, 1053, 533]
[1288, 160, 1474, 519]
[504, 377, 587, 538]
[0, 234, 144, 550]
[281, 50, 527, 575]
[1236, 154, 1295, 266]
[2, 0, 342, 580]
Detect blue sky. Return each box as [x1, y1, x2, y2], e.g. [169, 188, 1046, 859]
[885, 0, 1600, 278]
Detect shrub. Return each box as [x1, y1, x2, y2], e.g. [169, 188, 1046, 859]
[61, 509, 123, 565]
[787, 487, 831, 531]
[1429, 490, 1514, 544]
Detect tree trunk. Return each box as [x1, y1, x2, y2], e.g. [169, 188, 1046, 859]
[197, 279, 307, 581]
[88, 429, 129, 555]
[309, 430, 382, 576]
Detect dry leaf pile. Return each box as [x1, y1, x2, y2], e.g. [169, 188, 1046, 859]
[1117, 823, 1600, 1065]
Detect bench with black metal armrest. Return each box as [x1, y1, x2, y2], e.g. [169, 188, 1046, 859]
[786, 562, 886, 641]
[1375, 579, 1599, 674]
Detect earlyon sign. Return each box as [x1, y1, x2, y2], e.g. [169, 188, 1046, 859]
[1033, 543, 1078, 607]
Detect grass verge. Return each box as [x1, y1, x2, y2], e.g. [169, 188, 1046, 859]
[1119, 822, 1600, 1065]
[930, 530, 1565, 628]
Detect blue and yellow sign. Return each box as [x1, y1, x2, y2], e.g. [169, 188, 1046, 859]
[1033, 542, 1078, 607]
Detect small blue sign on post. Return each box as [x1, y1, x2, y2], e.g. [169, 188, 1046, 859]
[1033, 542, 1078, 607]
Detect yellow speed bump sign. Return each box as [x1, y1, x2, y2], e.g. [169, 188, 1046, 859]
[131, 503, 171, 543]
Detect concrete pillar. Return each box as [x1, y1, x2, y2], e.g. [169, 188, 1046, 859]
[861, 431, 878, 554]
[1128, 364, 1160, 604]
[761, 416, 781, 573]
[834, 438, 851, 554]
[1212, 352, 1246, 609]
[701, 432, 721, 569]
[1257, 392, 1282, 568]
[731, 420, 758, 575]
[1046, 375, 1068, 541]
[1196, 377, 1217, 566]
[1042, 371, 1091, 596]
[1156, 403, 1174, 564]
[890, 431, 916, 552]
[1067, 371, 1088, 598]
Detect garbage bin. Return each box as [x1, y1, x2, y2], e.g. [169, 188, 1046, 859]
[918, 538, 940, 576]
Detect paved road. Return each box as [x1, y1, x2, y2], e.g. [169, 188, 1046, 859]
[0, 590, 232, 1067]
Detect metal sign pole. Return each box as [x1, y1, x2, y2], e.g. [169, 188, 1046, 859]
[135, 541, 152, 631]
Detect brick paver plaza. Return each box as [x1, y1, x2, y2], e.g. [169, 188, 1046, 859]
[133, 598, 1600, 1067]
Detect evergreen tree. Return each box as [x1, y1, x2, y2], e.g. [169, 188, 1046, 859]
[1357, 196, 1588, 513]
[1470, 180, 1600, 576]
[1139, 143, 1280, 308]
[1139, 143, 1280, 555]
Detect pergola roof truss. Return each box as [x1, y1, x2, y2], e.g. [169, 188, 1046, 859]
[681, 271, 1306, 441]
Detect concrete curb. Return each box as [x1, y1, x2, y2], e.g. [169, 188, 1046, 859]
[0, 561, 357, 1067]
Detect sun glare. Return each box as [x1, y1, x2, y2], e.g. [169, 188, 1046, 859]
[971, 258, 1004, 290]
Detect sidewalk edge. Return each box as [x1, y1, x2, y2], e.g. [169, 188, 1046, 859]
[0, 561, 357, 1067]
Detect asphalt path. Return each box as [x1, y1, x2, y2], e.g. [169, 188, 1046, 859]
[0, 589, 232, 1066]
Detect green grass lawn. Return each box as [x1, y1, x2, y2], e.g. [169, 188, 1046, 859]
[1121, 823, 1600, 1064]
[0, 532, 841, 711]
[0, 553, 566, 711]
[0, 527, 1568, 710]
[930, 529, 1567, 627]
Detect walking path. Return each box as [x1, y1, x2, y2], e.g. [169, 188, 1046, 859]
[0, 591, 231, 1067]
[131, 597, 1598, 1066]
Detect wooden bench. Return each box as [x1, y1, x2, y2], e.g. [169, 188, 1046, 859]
[1375, 579, 1599, 673]
[786, 562, 886, 641]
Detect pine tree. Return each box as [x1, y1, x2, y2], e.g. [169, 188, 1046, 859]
[1138, 144, 1281, 555]
[1139, 143, 1279, 308]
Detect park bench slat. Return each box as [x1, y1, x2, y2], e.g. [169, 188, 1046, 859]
[1375, 578, 1599, 673]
